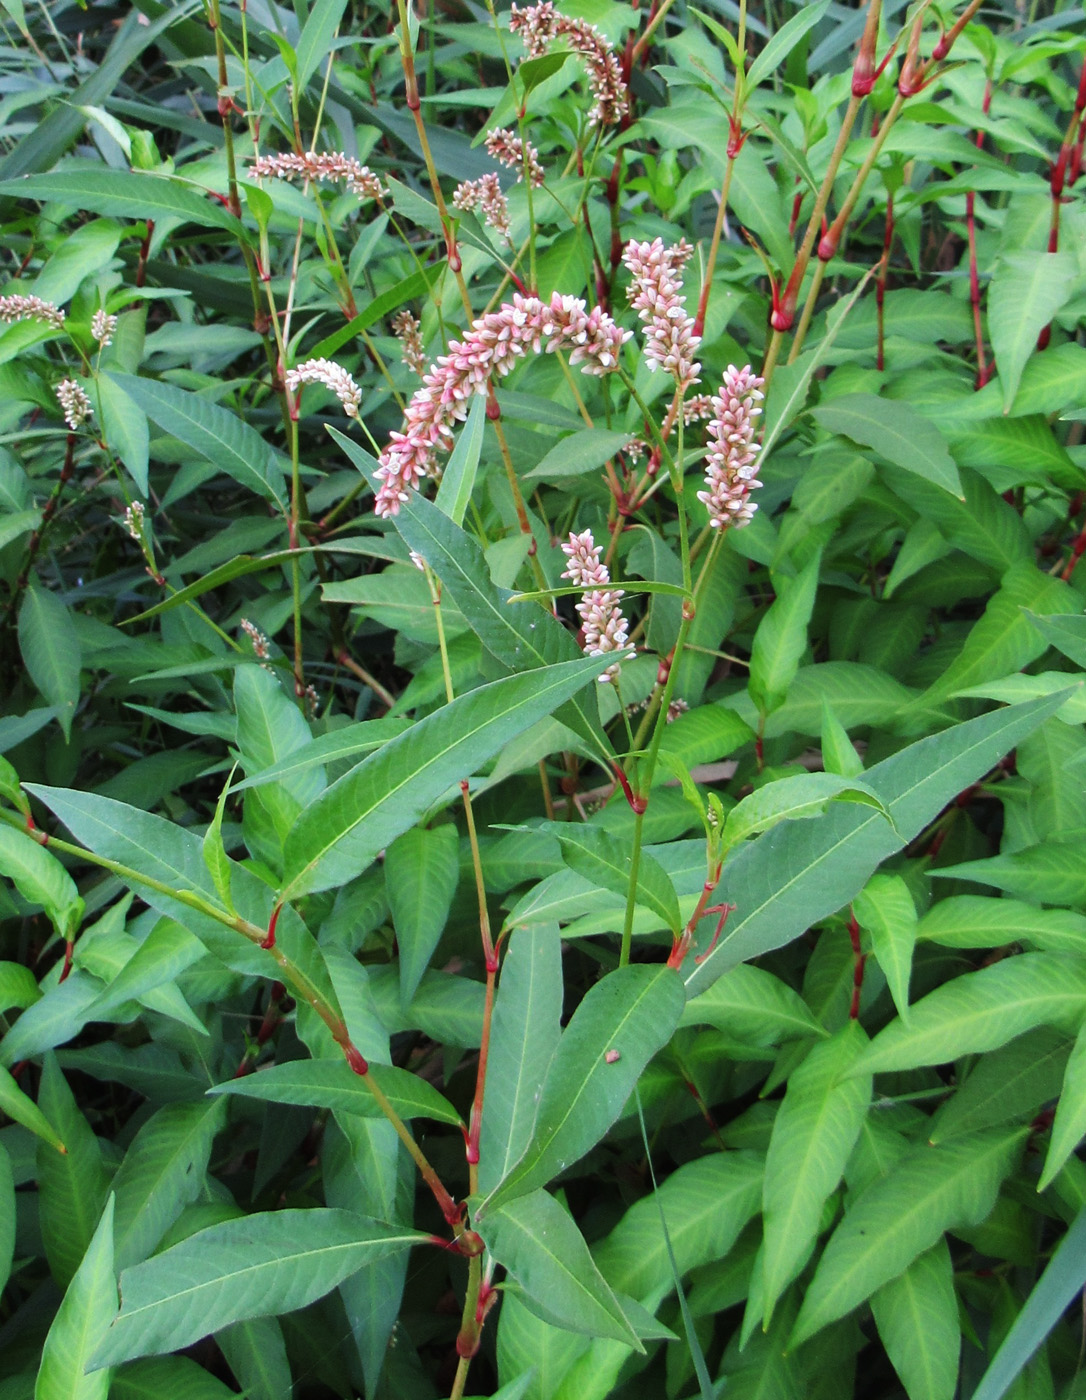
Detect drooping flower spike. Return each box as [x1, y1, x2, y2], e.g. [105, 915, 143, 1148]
[248, 152, 386, 203]
[285, 359, 362, 419]
[56, 379, 92, 430]
[622, 237, 702, 393]
[0, 293, 65, 330]
[697, 364, 765, 530]
[560, 528, 631, 683]
[484, 129, 545, 187]
[510, 2, 628, 127]
[374, 293, 629, 518]
[453, 173, 512, 243]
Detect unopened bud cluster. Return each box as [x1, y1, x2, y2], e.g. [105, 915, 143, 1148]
[484, 129, 545, 187]
[248, 152, 386, 203]
[56, 378, 92, 429]
[286, 358, 362, 418]
[622, 238, 701, 392]
[92, 309, 117, 348]
[697, 365, 765, 530]
[123, 501, 145, 541]
[510, 2, 628, 126]
[374, 294, 629, 517]
[560, 528, 631, 682]
[453, 173, 511, 243]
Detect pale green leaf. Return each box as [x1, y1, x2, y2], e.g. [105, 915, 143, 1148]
[35, 1196, 116, 1400]
[870, 1241, 959, 1400]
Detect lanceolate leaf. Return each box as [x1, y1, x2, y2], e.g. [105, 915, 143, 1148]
[685, 691, 1070, 997]
[761, 1022, 871, 1323]
[478, 924, 564, 1196]
[481, 965, 685, 1213]
[476, 1190, 641, 1348]
[281, 655, 608, 899]
[853, 874, 917, 1022]
[790, 1128, 1024, 1346]
[386, 825, 460, 1005]
[35, 1195, 116, 1400]
[721, 771, 892, 852]
[870, 1241, 959, 1400]
[1039, 1020, 1086, 1191]
[543, 822, 681, 935]
[853, 954, 1086, 1076]
[0, 169, 250, 238]
[0, 1061, 66, 1153]
[811, 394, 963, 498]
[748, 550, 821, 717]
[207, 1058, 462, 1126]
[988, 251, 1077, 412]
[18, 584, 81, 741]
[680, 963, 825, 1045]
[389, 491, 614, 764]
[90, 1211, 429, 1369]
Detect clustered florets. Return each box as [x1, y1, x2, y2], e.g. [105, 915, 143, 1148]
[697, 365, 765, 530]
[123, 501, 145, 541]
[453, 172, 512, 243]
[285, 358, 362, 418]
[484, 129, 545, 187]
[92, 309, 117, 348]
[622, 238, 701, 392]
[56, 378, 92, 429]
[248, 152, 386, 203]
[374, 294, 630, 517]
[0, 293, 65, 330]
[392, 310, 426, 377]
[240, 618, 272, 664]
[510, 2, 628, 126]
[560, 528, 631, 682]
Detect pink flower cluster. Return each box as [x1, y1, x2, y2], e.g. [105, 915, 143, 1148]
[374, 294, 629, 517]
[510, 2, 628, 127]
[286, 358, 362, 418]
[561, 529, 631, 682]
[453, 173, 511, 242]
[697, 365, 765, 530]
[248, 152, 385, 203]
[484, 129, 545, 187]
[622, 238, 701, 392]
[0, 293, 65, 330]
[392, 310, 426, 376]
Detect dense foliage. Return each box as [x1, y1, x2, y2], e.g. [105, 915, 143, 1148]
[3, 0, 1086, 1397]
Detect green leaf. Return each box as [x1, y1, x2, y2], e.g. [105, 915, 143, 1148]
[928, 1029, 1069, 1145]
[207, 1057, 462, 1126]
[748, 550, 821, 716]
[542, 822, 681, 936]
[231, 718, 411, 791]
[36, 1054, 111, 1287]
[481, 965, 685, 1213]
[216, 1317, 291, 1400]
[281, 654, 609, 899]
[18, 583, 81, 740]
[97, 373, 149, 494]
[853, 874, 917, 1022]
[111, 1100, 226, 1271]
[761, 1022, 871, 1324]
[0, 169, 250, 239]
[854, 954, 1086, 1077]
[988, 251, 1077, 412]
[295, 0, 348, 89]
[525, 428, 633, 480]
[0, 825, 82, 937]
[870, 1241, 959, 1400]
[790, 1127, 1024, 1346]
[1024, 609, 1086, 669]
[109, 374, 286, 506]
[680, 963, 826, 1045]
[594, 1152, 764, 1303]
[820, 702, 863, 779]
[746, 0, 830, 87]
[722, 772, 892, 852]
[35, 1195, 116, 1400]
[811, 395, 962, 498]
[971, 1205, 1086, 1400]
[390, 492, 613, 764]
[386, 825, 460, 1005]
[478, 924, 563, 1196]
[1040, 1020, 1086, 1191]
[0, 1061, 66, 1153]
[916, 894, 1086, 954]
[83, 919, 205, 1024]
[477, 1190, 641, 1348]
[933, 838, 1086, 907]
[685, 691, 1070, 996]
[434, 393, 486, 526]
[0, 1141, 13, 1295]
[90, 1210, 429, 1369]
[108, 1357, 238, 1400]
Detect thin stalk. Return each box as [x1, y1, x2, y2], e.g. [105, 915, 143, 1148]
[692, 155, 736, 339]
[451, 1252, 483, 1396]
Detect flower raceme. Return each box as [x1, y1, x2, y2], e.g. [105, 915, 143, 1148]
[285, 359, 362, 419]
[0, 293, 65, 330]
[560, 529, 631, 682]
[55, 379, 91, 430]
[373, 293, 630, 518]
[510, 1, 628, 127]
[697, 365, 766, 530]
[622, 237, 702, 393]
[248, 152, 386, 203]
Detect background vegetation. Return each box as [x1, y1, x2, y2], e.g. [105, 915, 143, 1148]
[2, 0, 1086, 1397]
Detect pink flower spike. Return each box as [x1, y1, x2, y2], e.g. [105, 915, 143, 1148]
[560, 528, 632, 682]
[485, 129, 545, 187]
[509, 2, 628, 127]
[622, 238, 701, 392]
[696, 364, 765, 531]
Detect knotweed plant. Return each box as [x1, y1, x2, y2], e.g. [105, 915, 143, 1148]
[1, 3, 1085, 1400]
